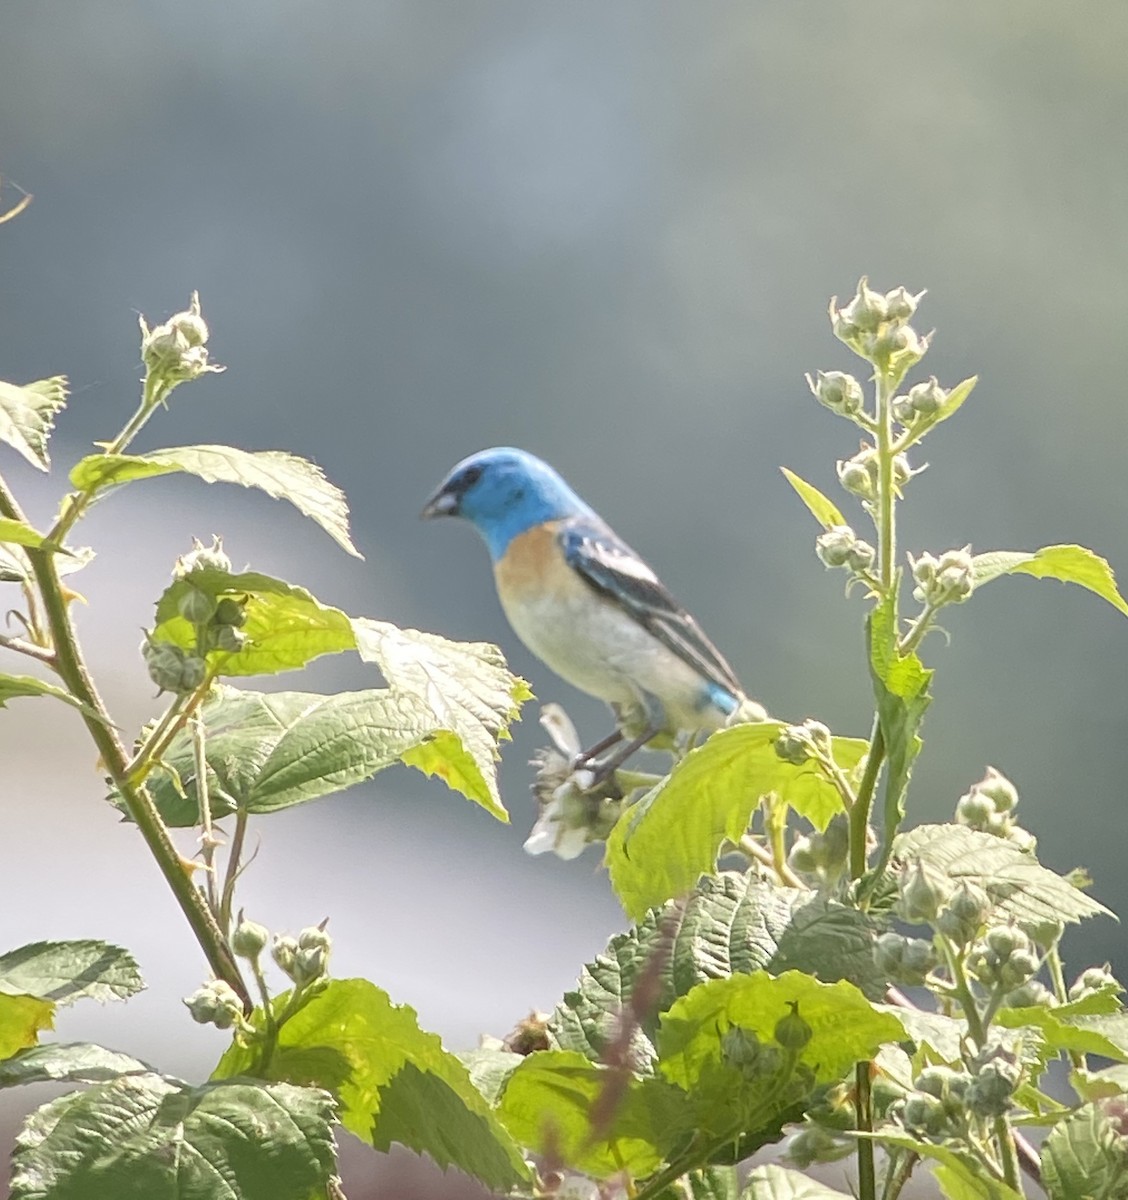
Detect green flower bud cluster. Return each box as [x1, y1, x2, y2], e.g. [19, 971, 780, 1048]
[807, 370, 864, 420]
[965, 1045, 1021, 1118]
[829, 278, 930, 381]
[721, 1027, 783, 1080]
[955, 767, 1032, 848]
[1069, 963, 1124, 1003]
[231, 912, 270, 961]
[967, 925, 1040, 992]
[775, 719, 833, 767]
[272, 923, 332, 988]
[892, 376, 948, 426]
[175, 536, 232, 577]
[934, 880, 993, 947]
[787, 815, 849, 884]
[910, 547, 975, 608]
[836, 444, 913, 504]
[891, 1065, 973, 1138]
[1002, 979, 1056, 1009]
[176, 585, 249, 656]
[139, 292, 223, 388]
[874, 931, 938, 986]
[183, 978, 245, 1030]
[816, 525, 876, 575]
[142, 635, 207, 694]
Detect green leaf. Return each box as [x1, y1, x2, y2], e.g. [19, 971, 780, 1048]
[69, 444, 362, 557]
[10, 1074, 336, 1200]
[551, 872, 885, 1065]
[659, 971, 904, 1090]
[606, 724, 867, 922]
[0, 543, 94, 585]
[153, 569, 357, 677]
[906, 375, 978, 443]
[0, 1043, 151, 1088]
[1042, 1102, 1128, 1200]
[138, 685, 480, 825]
[214, 978, 529, 1191]
[0, 518, 48, 548]
[892, 824, 1112, 931]
[997, 991, 1128, 1064]
[0, 941, 142, 1006]
[780, 468, 846, 530]
[878, 1005, 967, 1062]
[0, 996, 55, 1060]
[972, 544, 1128, 618]
[497, 1049, 677, 1178]
[0, 376, 67, 471]
[0, 675, 107, 723]
[742, 1164, 853, 1198]
[354, 618, 532, 819]
[457, 1047, 524, 1105]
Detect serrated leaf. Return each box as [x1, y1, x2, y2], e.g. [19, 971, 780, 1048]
[0, 995, 55, 1060]
[878, 1005, 967, 1062]
[742, 1164, 853, 1198]
[1042, 1102, 1128, 1200]
[997, 991, 1128, 1064]
[10, 1074, 336, 1200]
[0, 1043, 151, 1088]
[972, 544, 1128, 618]
[214, 978, 529, 1191]
[0, 941, 143, 1006]
[496, 1049, 682, 1178]
[606, 724, 867, 921]
[136, 684, 512, 825]
[892, 824, 1111, 931]
[0, 543, 94, 585]
[354, 618, 531, 819]
[551, 873, 884, 1065]
[780, 468, 846, 530]
[457, 1047, 524, 1105]
[69, 444, 361, 557]
[0, 376, 67, 471]
[0, 675, 107, 723]
[153, 568, 357, 677]
[659, 970, 904, 1090]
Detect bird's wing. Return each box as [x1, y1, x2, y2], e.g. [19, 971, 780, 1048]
[559, 521, 743, 699]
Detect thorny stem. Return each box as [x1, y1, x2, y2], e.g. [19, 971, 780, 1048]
[0, 633, 56, 664]
[220, 808, 250, 934]
[0, 473, 251, 1012]
[192, 712, 221, 916]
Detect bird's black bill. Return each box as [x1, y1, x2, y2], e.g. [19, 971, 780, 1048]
[420, 490, 459, 519]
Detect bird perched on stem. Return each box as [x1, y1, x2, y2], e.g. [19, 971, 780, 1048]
[422, 447, 765, 782]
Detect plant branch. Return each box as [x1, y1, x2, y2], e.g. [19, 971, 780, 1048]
[0, 632, 56, 665]
[0, 475, 251, 1010]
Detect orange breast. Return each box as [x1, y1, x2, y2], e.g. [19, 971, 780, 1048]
[495, 522, 584, 605]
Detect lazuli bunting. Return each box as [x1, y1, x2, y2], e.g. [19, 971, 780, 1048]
[422, 447, 764, 779]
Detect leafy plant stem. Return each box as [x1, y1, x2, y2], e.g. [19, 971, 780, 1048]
[849, 716, 885, 883]
[855, 1061, 876, 1200]
[880, 1147, 917, 1200]
[0, 473, 251, 1010]
[995, 1115, 1022, 1193]
[940, 938, 986, 1046]
[220, 808, 250, 934]
[125, 681, 210, 786]
[874, 367, 897, 595]
[897, 603, 937, 656]
[631, 1131, 742, 1200]
[0, 632, 56, 664]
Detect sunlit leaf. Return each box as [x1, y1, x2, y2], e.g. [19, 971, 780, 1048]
[0, 376, 67, 471]
[780, 468, 846, 530]
[972, 544, 1128, 618]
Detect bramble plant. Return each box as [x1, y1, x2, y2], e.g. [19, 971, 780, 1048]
[1, 279, 1127, 1200]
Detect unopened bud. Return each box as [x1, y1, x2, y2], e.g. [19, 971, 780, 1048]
[966, 1047, 1021, 1118]
[177, 586, 216, 625]
[211, 625, 248, 654]
[776, 726, 812, 766]
[837, 446, 878, 501]
[143, 637, 207, 694]
[1003, 980, 1056, 1009]
[1069, 964, 1123, 1003]
[875, 932, 937, 986]
[901, 1091, 948, 1136]
[974, 767, 1019, 814]
[786, 1124, 851, 1168]
[884, 286, 923, 323]
[298, 924, 332, 952]
[231, 913, 269, 960]
[271, 934, 299, 977]
[139, 293, 221, 385]
[898, 859, 950, 924]
[910, 548, 974, 607]
[808, 370, 864, 418]
[175, 536, 232, 578]
[213, 597, 247, 627]
[183, 979, 243, 1030]
[774, 1001, 813, 1052]
[935, 880, 992, 945]
[816, 527, 877, 574]
[837, 277, 889, 335]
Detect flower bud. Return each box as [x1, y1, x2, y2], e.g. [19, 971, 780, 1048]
[837, 446, 878, 501]
[786, 1124, 852, 1168]
[969, 926, 1038, 991]
[901, 1091, 948, 1136]
[966, 1047, 1020, 1118]
[298, 924, 332, 952]
[776, 726, 812, 766]
[210, 625, 248, 654]
[905, 376, 946, 417]
[956, 790, 996, 830]
[974, 767, 1019, 814]
[139, 293, 221, 385]
[231, 913, 269, 960]
[884, 286, 923, 324]
[175, 536, 232, 578]
[721, 1027, 768, 1076]
[271, 934, 299, 977]
[1003, 980, 1056, 1009]
[774, 1002, 813, 1052]
[935, 880, 992, 945]
[915, 1065, 972, 1108]
[808, 370, 864, 418]
[837, 277, 889, 335]
[815, 526, 857, 569]
[183, 979, 244, 1030]
[292, 945, 329, 986]
[177, 586, 216, 625]
[874, 932, 937, 986]
[1069, 964, 1123, 1002]
[213, 597, 247, 628]
[897, 859, 950, 924]
[871, 323, 931, 377]
[143, 637, 208, 694]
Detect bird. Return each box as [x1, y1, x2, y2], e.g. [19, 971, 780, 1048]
[421, 447, 765, 782]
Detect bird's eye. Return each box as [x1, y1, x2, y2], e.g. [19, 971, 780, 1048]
[459, 465, 483, 490]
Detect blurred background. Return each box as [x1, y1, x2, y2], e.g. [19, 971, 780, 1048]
[1, 3, 1126, 1196]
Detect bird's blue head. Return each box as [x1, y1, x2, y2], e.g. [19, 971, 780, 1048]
[422, 447, 593, 561]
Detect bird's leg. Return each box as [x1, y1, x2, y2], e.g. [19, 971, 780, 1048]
[580, 723, 662, 787]
[572, 728, 624, 768]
